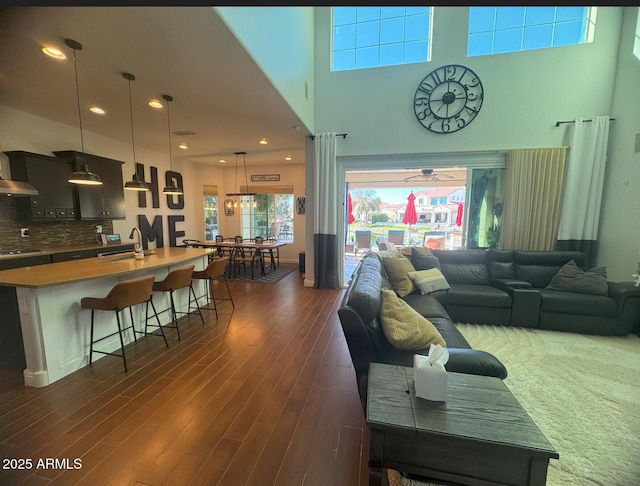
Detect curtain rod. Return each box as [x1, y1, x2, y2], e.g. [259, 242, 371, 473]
[555, 118, 615, 127]
[309, 133, 348, 140]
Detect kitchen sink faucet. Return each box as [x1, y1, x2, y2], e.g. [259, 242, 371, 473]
[129, 227, 144, 259]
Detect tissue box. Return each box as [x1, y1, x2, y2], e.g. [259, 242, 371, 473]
[414, 354, 447, 402]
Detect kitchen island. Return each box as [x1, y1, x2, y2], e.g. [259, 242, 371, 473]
[0, 247, 214, 387]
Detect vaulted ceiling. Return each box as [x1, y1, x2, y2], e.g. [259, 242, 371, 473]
[0, 6, 309, 168]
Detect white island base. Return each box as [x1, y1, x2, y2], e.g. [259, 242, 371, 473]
[0, 248, 211, 387]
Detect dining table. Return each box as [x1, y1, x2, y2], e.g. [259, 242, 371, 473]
[184, 239, 287, 276]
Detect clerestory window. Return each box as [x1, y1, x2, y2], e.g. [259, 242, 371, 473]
[332, 6, 433, 71]
[467, 6, 597, 57]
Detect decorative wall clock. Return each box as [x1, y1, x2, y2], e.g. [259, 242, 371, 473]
[413, 64, 484, 134]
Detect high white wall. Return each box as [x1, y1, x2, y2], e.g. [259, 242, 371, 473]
[313, 6, 639, 280]
[216, 6, 315, 133]
[598, 7, 640, 280]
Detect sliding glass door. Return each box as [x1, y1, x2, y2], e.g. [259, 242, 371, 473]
[465, 168, 505, 249]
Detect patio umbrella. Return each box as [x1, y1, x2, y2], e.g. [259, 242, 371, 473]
[347, 192, 355, 224]
[402, 191, 417, 244]
[346, 192, 355, 246]
[402, 191, 417, 225]
[456, 202, 464, 227]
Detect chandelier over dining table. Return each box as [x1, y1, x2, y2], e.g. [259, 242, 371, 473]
[225, 151, 257, 209]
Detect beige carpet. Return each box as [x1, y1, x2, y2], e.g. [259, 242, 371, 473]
[456, 323, 640, 486]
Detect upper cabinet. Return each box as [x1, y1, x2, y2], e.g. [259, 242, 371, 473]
[4, 151, 77, 221]
[53, 151, 126, 220]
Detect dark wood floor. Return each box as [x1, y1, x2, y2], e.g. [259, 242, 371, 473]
[0, 270, 370, 485]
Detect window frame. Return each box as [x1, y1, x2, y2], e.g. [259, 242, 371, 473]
[467, 6, 597, 58]
[331, 6, 434, 72]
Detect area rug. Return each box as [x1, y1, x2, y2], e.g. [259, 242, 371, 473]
[456, 323, 640, 486]
[226, 262, 298, 283]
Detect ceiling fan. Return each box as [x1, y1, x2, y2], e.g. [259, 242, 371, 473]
[403, 169, 455, 183]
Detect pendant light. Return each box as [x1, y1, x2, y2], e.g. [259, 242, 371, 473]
[162, 94, 183, 195]
[225, 151, 257, 208]
[123, 72, 150, 192]
[65, 38, 102, 186]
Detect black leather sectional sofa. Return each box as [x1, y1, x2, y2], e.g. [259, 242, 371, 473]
[338, 252, 508, 405]
[338, 248, 640, 405]
[430, 249, 640, 336]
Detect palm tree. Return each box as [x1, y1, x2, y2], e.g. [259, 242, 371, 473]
[352, 189, 381, 223]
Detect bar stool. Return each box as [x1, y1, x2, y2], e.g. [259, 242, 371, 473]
[190, 256, 235, 319]
[152, 265, 204, 340]
[80, 274, 169, 372]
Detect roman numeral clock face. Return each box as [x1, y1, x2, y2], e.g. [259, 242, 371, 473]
[414, 64, 484, 134]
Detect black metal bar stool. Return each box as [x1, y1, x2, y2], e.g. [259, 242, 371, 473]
[80, 274, 169, 372]
[190, 256, 235, 319]
[152, 264, 203, 340]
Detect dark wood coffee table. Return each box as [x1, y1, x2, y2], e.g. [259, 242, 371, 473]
[366, 363, 559, 486]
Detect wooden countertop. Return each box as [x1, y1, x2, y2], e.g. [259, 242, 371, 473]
[0, 247, 214, 288]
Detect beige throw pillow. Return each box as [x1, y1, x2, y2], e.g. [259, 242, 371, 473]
[408, 268, 450, 295]
[380, 252, 417, 297]
[380, 288, 446, 350]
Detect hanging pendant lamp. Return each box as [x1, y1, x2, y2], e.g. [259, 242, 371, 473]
[162, 94, 183, 195]
[225, 151, 257, 208]
[65, 38, 102, 186]
[123, 72, 150, 192]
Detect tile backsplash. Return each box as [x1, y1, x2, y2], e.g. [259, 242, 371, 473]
[0, 196, 113, 249]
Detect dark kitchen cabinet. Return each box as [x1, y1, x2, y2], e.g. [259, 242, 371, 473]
[53, 151, 126, 220]
[3, 151, 76, 221]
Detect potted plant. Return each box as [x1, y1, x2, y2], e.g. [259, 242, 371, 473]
[486, 222, 501, 248]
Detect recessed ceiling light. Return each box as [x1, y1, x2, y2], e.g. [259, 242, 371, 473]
[258, 138, 268, 145]
[285, 155, 292, 161]
[178, 143, 188, 150]
[42, 46, 66, 60]
[219, 159, 226, 164]
[148, 99, 163, 109]
[89, 106, 105, 115]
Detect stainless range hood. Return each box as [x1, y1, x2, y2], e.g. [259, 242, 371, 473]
[0, 153, 38, 196]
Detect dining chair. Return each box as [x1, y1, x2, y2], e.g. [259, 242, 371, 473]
[261, 237, 279, 271]
[215, 234, 233, 260]
[232, 237, 264, 279]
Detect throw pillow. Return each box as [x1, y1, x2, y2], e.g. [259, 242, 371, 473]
[380, 288, 446, 350]
[546, 260, 608, 296]
[408, 268, 451, 295]
[400, 245, 431, 257]
[379, 252, 417, 297]
[411, 247, 441, 271]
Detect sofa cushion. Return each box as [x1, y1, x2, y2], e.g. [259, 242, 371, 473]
[546, 260, 608, 296]
[433, 249, 489, 285]
[446, 284, 512, 308]
[408, 268, 450, 295]
[515, 264, 564, 289]
[539, 289, 617, 317]
[411, 247, 441, 271]
[347, 255, 384, 325]
[380, 288, 446, 350]
[379, 251, 417, 297]
[402, 293, 450, 320]
[401, 245, 432, 258]
[514, 250, 587, 288]
[440, 263, 490, 285]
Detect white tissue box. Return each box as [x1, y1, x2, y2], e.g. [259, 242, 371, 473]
[413, 354, 448, 402]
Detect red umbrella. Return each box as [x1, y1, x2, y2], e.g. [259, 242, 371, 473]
[455, 202, 464, 227]
[347, 192, 355, 224]
[402, 191, 417, 225]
